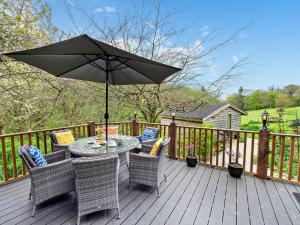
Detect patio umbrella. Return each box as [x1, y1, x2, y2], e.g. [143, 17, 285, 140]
[3, 34, 181, 140]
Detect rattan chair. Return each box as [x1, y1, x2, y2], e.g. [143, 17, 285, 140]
[18, 145, 75, 216]
[72, 154, 120, 225]
[49, 129, 75, 158]
[129, 137, 170, 197]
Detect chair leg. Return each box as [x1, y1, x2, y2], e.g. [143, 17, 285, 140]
[28, 189, 32, 200]
[77, 215, 80, 225]
[156, 188, 160, 197]
[32, 206, 36, 217]
[164, 173, 167, 182]
[117, 207, 121, 219]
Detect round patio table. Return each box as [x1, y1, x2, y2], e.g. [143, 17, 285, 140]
[69, 135, 140, 156]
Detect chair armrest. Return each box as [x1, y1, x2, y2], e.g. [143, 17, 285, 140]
[44, 150, 66, 163]
[129, 152, 159, 163]
[140, 144, 153, 153]
[30, 158, 74, 185]
[53, 143, 70, 148]
[142, 139, 157, 146]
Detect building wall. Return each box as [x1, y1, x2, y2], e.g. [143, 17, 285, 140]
[203, 107, 241, 129]
[161, 107, 242, 129]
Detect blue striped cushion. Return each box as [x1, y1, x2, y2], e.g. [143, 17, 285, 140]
[28, 146, 47, 167]
[141, 128, 157, 142]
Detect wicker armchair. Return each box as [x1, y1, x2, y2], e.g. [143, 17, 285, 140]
[129, 137, 170, 197]
[49, 129, 75, 158]
[18, 145, 75, 216]
[136, 127, 160, 146]
[72, 155, 120, 225]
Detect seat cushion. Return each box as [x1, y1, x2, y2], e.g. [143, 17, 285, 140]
[54, 130, 75, 145]
[28, 146, 47, 167]
[149, 137, 163, 156]
[141, 128, 158, 142]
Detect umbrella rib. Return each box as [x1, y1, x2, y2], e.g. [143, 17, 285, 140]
[115, 55, 181, 71]
[57, 55, 104, 77]
[111, 66, 127, 72]
[111, 59, 130, 70]
[120, 61, 160, 84]
[82, 55, 106, 71]
[84, 35, 108, 56]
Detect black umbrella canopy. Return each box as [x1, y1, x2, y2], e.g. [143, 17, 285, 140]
[3, 34, 181, 140]
[4, 34, 180, 85]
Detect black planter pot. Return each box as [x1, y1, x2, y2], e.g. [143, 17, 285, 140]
[228, 163, 243, 178]
[186, 155, 197, 167]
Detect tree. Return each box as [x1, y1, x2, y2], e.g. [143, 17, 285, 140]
[275, 92, 292, 108]
[63, 0, 248, 122]
[227, 86, 245, 110]
[283, 84, 299, 97]
[0, 0, 67, 131]
[293, 89, 300, 106]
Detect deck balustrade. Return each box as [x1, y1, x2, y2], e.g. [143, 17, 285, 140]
[1, 118, 300, 185]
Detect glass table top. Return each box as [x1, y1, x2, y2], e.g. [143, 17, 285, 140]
[69, 135, 140, 156]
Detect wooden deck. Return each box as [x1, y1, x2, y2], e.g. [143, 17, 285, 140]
[1, 159, 300, 225]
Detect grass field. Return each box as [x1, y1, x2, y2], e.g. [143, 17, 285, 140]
[241, 106, 300, 133]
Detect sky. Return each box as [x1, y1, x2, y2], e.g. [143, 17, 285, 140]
[45, 0, 300, 97]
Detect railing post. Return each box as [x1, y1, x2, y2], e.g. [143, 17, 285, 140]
[132, 113, 139, 136]
[168, 113, 177, 159]
[87, 121, 96, 137]
[257, 112, 270, 179]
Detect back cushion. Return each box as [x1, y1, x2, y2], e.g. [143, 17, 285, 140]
[149, 137, 163, 156]
[20, 145, 37, 167]
[28, 146, 47, 167]
[55, 130, 75, 145]
[141, 128, 158, 142]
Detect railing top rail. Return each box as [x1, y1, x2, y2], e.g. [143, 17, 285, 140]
[138, 122, 163, 125]
[270, 132, 300, 138]
[174, 125, 259, 134]
[95, 121, 132, 125]
[0, 124, 89, 138]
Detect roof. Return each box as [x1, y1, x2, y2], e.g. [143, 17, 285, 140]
[161, 103, 247, 121]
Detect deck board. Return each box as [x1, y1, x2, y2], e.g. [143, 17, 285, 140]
[1, 159, 300, 225]
[194, 169, 221, 225]
[236, 175, 251, 225]
[264, 179, 293, 225]
[254, 177, 278, 225]
[165, 166, 205, 225]
[207, 170, 228, 225]
[246, 175, 265, 225]
[222, 172, 237, 225]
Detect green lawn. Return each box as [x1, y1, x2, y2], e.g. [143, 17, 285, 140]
[241, 106, 300, 133]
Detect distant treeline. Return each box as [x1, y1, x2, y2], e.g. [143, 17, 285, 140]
[227, 84, 300, 111]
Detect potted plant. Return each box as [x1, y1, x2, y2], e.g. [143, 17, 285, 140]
[186, 144, 197, 167]
[226, 150, 243, 178]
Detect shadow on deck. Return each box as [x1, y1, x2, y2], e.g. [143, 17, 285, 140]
[0, 159, 300, 225]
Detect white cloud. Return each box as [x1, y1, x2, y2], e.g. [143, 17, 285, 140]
[201, 25, 210, 37]
[95, 6, 117, 13]
[233, 55, 239, 64]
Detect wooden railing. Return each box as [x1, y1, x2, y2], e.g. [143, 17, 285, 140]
[1, 118, 300, 185]
[268, 132, 300, 183]
[0, 122, 132, 185]
[175, 126, 259, 173]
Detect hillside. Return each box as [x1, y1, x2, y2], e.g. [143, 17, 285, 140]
[241, 106, 300, 133]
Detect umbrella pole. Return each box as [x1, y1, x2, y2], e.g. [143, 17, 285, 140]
[105, 66, 109, 142]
